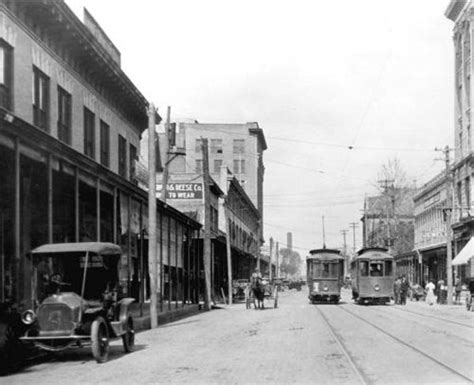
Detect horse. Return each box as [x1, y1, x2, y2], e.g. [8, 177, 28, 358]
[251, 276, 265, 309]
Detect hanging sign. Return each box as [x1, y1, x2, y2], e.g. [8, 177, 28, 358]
[157, 183, 203, 199]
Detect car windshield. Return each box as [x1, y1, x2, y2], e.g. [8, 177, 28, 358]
[34, 252, 119, 301]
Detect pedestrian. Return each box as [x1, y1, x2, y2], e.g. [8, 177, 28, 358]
[425, 280, 436, 306]
[439, 281, 447, 304]
[400, 276, 410, 305]
[394, 277, 401, 305]
[436, 279, 444, 304]
[455, 277, 463, 304]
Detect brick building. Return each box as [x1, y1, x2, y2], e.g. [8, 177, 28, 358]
[0, 0, 201, 318]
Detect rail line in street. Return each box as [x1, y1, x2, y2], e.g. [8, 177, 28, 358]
[386, 305, 474, 329]
[314, 305, 369, 385]
[337, 305, 473, 383]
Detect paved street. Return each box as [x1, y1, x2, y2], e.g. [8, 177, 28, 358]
[7, 289, 474, 384]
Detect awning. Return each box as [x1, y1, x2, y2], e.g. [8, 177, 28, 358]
[452, 237, 474, 266]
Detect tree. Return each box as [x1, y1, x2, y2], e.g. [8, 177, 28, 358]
[279, 248, 301, 277]
[365, 157, 416, 255]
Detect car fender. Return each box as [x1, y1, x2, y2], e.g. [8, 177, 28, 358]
[117, 298, 135, 325]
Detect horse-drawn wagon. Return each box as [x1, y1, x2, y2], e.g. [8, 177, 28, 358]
[245, 276, 278, 309]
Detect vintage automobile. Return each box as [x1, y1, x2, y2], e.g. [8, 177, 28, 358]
[19, 242, 135, 363]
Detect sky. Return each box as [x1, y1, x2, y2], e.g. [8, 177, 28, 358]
[66, 0, 455, 255]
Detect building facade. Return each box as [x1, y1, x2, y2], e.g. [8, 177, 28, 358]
[411, 172, 448, 285]
[446, 0, 474, 281]
[0, 0, 201, 318]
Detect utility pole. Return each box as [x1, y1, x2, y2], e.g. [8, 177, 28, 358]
[444, 145, 454, 305]
[379, 179, 395, 250]
[349, 222, 358, 255]
[322, 216, 326, 248]
[276, 241, 279, 278]
[147, 104, 158, 328]
[269, 237, 274, 281]
[201, 138, 212, 310]
[220, 164, 233, 305]
[341, 229, 348, 276]
[160, 106, 171, 203]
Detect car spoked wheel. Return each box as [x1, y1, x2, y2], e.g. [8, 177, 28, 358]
[91, 317, 109, 363]
[122, 315, 135, 353]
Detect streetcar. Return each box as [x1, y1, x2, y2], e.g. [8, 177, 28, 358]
[351, 247, 394, 305]
[306, 248, 345, 304]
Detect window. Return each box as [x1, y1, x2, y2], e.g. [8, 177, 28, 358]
[118, 135, 127, 178]
[233, 139, 245, 154]
[311, 262, 337, 278]
[129, 144, 137, 183]
[33, 67, 49, 131]
[57, 87, 71, 144]
[195, 159, 202, 174]
[369, 262, 383, 277]
[83, 107, 95, 158]
[195, 139, 202, 153]
[458, 181, 463, 208]
[211, 139, 223, 154]
[0, 40, 13, 110]
[359, 261, 368, 277]
[384, 261, 393, 276]
[100, 120, 110, 167]
[233, 159, 245, 174]
[213, 159, 222, 173]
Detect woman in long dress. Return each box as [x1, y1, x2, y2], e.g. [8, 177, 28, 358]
[425, 280, 436, 305]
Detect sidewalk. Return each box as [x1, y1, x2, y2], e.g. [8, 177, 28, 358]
[130, 302, 203, 332]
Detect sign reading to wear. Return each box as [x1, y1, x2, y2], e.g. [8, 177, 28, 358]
[157, 183, 203, 199]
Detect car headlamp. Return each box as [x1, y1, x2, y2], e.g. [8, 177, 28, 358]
[374, 284, 380, 291]
[22, 309, 36, 325]
[323, 286, 329, 291]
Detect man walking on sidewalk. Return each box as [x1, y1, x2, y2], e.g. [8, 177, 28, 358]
[400, 276, 409, 305]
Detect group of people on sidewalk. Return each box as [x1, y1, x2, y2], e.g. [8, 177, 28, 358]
[423, 277, 464, 305]
[393, 275, 410, 305]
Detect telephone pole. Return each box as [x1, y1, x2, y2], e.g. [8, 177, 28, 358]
[349, 222, 359, 255]
[341, 229, 348, 276]
[147, 104, 158, 328]
[378, 179, 395, 250]
[276, 241, 280, 278]
[269, 237, 274, 281]
[444, 146, 453, 305]
[201, 138, 212, 310]
[160, 106, 171, 203]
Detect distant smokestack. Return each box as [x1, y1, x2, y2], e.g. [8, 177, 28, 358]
[287, 232, 293, 251]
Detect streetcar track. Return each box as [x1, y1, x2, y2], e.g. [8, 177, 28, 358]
[363, 305, 474, 345]
[385, 305, 474, 329]
[314, 305, 369, 385]
[337, 305, 473, 383]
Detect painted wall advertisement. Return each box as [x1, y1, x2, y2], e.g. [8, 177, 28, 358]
[157, 183, 203, 199]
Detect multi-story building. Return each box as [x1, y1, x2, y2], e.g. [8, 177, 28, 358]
[0, 0, 201, 318]
[446, 0, 474, 281]
[412, 172, 448, 284]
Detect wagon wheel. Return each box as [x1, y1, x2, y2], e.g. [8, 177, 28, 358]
[122, 314, 135, 353]
[91, 317, 109, 363]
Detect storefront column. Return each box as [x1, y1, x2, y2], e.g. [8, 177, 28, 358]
[14, 137, 20, 303]
[47, 154, 53, 244]
[74, 167, 79, 242]
[159, 211, 163, 312]
[113, 187, 117, 244]
[167, 216, 171, 311]
[175, 220, 179, 309]
[96, 178, 101, 241]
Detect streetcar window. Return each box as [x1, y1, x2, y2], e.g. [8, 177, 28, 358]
[385, 261, 393, 276]
[311, 262, 337, 278]
[369, 262, 383, 277]
[359, 261, 368, 277]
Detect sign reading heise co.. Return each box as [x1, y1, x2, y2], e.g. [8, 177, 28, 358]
[157, 183, 203, 200]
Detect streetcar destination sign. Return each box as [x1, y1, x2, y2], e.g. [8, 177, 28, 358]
[157, 182, 203, 199]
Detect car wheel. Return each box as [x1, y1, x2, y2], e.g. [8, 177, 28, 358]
[122, 315, 135, 353]
[91, 317, 109, 363]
